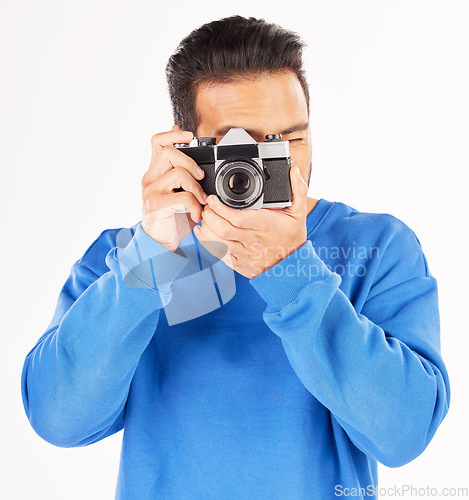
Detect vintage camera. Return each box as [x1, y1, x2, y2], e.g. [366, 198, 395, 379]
[174, 128, 292, 209]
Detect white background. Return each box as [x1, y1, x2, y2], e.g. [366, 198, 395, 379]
[1, 1, 468, 498]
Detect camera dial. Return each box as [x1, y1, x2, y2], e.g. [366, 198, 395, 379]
[198, 137, 216, 147]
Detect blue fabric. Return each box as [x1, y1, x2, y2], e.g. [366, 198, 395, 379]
[21, 199, 450, 499]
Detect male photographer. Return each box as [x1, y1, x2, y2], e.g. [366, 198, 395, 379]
[22, 15, 450, 499]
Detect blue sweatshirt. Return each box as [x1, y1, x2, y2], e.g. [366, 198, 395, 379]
[21, 198, 450, 499]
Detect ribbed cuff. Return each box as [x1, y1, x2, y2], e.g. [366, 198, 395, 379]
[250, 240, 342, 313]
[113, 223, 190, 293]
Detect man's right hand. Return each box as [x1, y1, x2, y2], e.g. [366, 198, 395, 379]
[141, 125, 208, 252]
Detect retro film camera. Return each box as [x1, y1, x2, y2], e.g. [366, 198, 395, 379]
[174, 128, 292, 209]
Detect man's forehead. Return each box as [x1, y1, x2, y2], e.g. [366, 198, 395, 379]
[195, 70, 309, 137]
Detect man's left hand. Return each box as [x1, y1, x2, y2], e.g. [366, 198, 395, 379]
[193, 165, 309, 279]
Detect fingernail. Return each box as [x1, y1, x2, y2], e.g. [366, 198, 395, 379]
[202, 192, 208, 201]
[196, 167, 204, 178]
[208, 196, 215, 207]
[182, 131, 193, 138]
[193, 225, 200, 234]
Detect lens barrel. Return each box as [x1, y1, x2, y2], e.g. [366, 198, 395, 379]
[215, 158, 265, 208]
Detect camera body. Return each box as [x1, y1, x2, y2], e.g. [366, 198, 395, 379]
[174, 128, 292, 209]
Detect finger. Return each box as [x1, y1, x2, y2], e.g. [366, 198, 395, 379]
[289, 165, 308, 213]
[206, 195, 260, 229]
[145, 191, 203, 224]
[150, 128, 193, 157]
[173, 191, 203, 224]
[142, 145, 205, 187]
[201, 206, 247, 243]
[156, 167, 208, 205]
[194, 222, 240, 268]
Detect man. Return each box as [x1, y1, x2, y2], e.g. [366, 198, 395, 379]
[21, 15, 450, 499]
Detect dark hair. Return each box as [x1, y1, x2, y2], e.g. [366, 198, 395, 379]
[165, 15, 309, 133]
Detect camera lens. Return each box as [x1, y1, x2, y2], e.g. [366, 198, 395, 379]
[215, 158, 265, 209]
[228, 171, 250, 195]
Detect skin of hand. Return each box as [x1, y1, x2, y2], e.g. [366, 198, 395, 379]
[194, 164, 309, 279]
[140, 124, 208, 252]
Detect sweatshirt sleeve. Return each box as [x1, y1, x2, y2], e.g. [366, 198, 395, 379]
[21, 223, 189, 448]
[249, 218, 450, 468]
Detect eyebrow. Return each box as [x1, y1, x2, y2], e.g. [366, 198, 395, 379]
[213, 121, 309, 138]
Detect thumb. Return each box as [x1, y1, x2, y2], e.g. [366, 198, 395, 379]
[289, 165, 308, 212]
